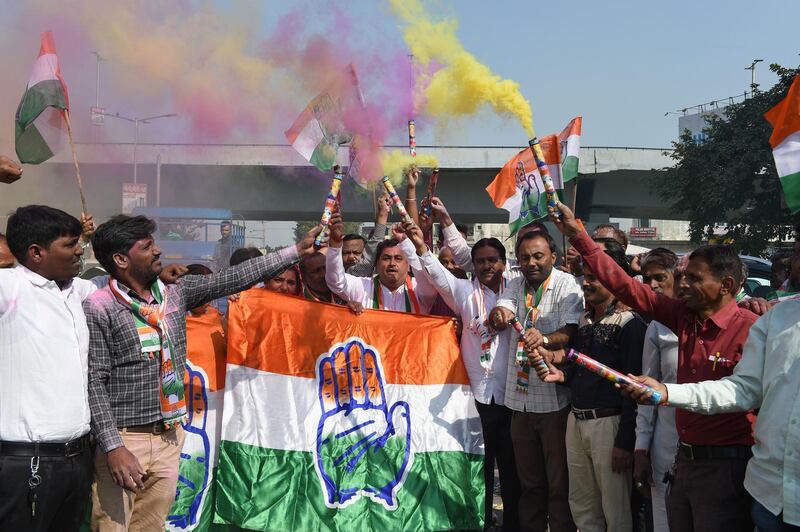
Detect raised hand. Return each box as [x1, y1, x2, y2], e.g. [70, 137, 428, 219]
[298, 224, 324, 255]
[406, 166, 420, 188]
[376, 194, 392, 225]
[548, 201, 582, 238]
[328, 212, 345, 248]
[402, 220, 427, 255]
[160, 264, 189, 283]
[391, 223, 407, 242]
[80, 213, 96, 243]
[428, 197, 452, 226]
[0, 155, 22, 184]
[315, 339, 412, 510]
[168, 361, 211, 528]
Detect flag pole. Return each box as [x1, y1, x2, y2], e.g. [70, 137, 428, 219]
[63, 109, 88, 214]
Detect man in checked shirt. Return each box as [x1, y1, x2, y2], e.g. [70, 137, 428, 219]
[84, 214, 320, 531]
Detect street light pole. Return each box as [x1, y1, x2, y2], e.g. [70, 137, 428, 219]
[746, 59, 764, 93]
[100, 111, 177, 185]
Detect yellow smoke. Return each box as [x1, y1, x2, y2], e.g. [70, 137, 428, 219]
[381, 149, 439, 185]
[390, 0, 535, 137]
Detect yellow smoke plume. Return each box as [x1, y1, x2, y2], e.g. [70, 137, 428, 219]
[381, 149, 439, 185]
[390, 0, 535, 137]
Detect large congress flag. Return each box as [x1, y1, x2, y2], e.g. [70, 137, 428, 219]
[213, 291, 484, 531]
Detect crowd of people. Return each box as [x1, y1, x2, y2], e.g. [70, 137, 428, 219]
[0, 155, 798, 532]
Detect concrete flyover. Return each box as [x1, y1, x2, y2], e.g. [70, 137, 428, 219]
[1, 143, 679, 224]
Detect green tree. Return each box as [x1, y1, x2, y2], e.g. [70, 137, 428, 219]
[293, 221, 363, 243]
[654, 64, 800, 256]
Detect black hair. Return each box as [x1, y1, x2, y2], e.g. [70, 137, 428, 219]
[640, 247, 679, 274]
[220, 220, 232, 227]
[688, 244, 744, 289]
[229, 247, 262, 267]
[343, 233, 367, 245]
[299, 251, 324, 274]
[515, 230, 559, 255]
[593, 223, 629, 249]
[519, 220, 550, 235]
[92, 215, 157, 276]
[6, 205, 82, 264]
[373, 237, 403, 271]
[186, 263, 212, 276]
[471, 237, 506, 264]
[436, 222, 469, 243]
[583, 237, 631, 276]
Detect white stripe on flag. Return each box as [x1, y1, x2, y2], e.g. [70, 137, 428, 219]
[773, 131, 800, 178]
[291, 119, 325, 161]
[221, 364, 483, 455]
[27, 53, 60, 88]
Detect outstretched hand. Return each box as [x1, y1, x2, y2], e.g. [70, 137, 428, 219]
[548, 201, 583, 238]
[618, 375, 668, 405]
[428, 197, 452, 226]
[0, 155, 22, 184]
[402, 220, 427, 255]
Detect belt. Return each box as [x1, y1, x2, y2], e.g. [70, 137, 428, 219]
[0, 434, 91, 458]
[571, 407, 621, 421]
[120, 422, 172, 435]
[678, 442, 753, 461]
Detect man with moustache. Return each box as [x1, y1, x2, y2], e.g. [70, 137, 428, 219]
[85, 214, 320, 531]
[406, 227, 521, 530]
[548, 201, 757, 532]
[531, 241, 646, 532]
[325, 212, 438, 313]
[489, 230, 584, 532]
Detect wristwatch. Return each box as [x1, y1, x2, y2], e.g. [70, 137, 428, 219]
[542, 335, 550, 347]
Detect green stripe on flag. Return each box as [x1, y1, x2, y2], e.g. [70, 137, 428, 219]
[780, 170, 800, 214]
[562, 155, 579, 182]
[15, 122, 54, 164]
[213, 440, 484, 532]
[310, 141, 338, 171]
[16, 79, 66, 127]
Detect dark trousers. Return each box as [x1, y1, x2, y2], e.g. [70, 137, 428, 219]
[476, 399, 521, 531]
[511, 406, 576, 532]
[666, 454, 753, 532]
[0, 445, 93, 532]
[752, 499, 800, 531]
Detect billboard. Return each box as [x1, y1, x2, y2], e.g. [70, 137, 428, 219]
[677, 108, 727, 144]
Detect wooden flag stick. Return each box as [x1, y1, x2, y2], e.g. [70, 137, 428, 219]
[63, 109, 88, 215]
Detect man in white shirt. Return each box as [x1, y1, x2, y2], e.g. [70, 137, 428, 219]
[325, 212, 438, 313]
[490, 230, 584, 532]
[0, 205, 97, 531]
[406, 225, 520, 530]
[623, 300, 800, 531]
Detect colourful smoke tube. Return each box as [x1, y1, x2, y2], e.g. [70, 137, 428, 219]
[510, 317, 550, 374]
[314, 166, 344, 248]
[566, 349, 663, 404]
[528, 138, 561, 216]
[382, 176, 413, 223]
[408, 120, 417, 157]
[422, 168, 439, 218]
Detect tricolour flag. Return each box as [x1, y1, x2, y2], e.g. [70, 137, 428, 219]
[285, 64, 363, 172]
[765, 75, 800, 214]
[486, 117, 582, 234]
[15, 31, 69, 164]
[214, 291, 484, 531]
[167, 307, 231, 532]
[560, 116, 582, 182]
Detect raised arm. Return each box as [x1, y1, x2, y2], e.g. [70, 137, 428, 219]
[405, 167, 421, 226]
[362, 194, 391, 264]
[430, 197, 473, 272]
[395, 222, 439, 313]
[550, 202, 683, 331]
[417, 250, 472, 314]
[181, 225, 320, 310]
[325, 212, 367, 304]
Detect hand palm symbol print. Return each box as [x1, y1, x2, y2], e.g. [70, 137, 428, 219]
[314, 338, 412, 510]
